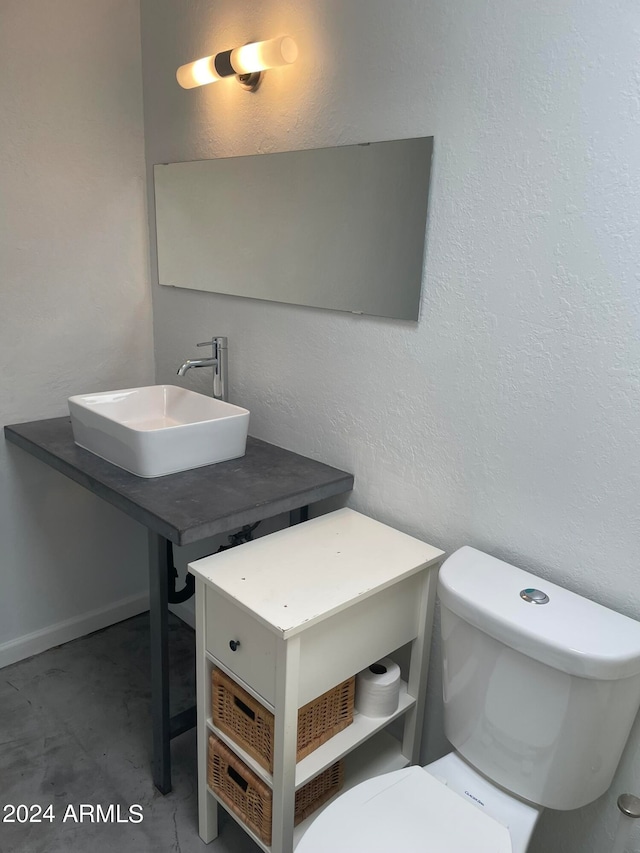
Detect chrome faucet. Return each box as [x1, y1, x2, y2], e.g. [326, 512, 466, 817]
[177, 336, 228, 401]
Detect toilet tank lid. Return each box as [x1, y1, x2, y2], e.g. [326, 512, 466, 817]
[438, 547, 640, 680]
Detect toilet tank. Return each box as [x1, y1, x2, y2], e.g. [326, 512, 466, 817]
[438, 547, 640, 810]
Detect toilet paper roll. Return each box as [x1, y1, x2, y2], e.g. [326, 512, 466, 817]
[355, 658, 401, 718]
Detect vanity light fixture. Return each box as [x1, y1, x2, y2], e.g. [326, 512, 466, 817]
[176, 35, 298, 92]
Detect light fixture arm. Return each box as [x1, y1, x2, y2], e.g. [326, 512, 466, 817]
[236, 71, 262, 92]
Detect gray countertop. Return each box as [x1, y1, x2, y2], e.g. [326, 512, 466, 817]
[4, 418, 354, 545]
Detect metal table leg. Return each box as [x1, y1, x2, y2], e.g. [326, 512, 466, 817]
[148, 531, 172, 794]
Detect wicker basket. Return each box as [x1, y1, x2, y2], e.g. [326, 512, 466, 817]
[208, 735, 344, 845]
[212, 668, 355, 772]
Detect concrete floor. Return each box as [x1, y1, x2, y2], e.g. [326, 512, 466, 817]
[0, 614, 261, 853]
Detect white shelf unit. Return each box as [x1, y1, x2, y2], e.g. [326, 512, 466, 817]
[190, 508, 443, 853]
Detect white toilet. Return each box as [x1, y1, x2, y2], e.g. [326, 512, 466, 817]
[297, 546, 640, 852]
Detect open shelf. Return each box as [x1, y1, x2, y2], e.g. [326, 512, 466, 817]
[295, 681, 414, 789]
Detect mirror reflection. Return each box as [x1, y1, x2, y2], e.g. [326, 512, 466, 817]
[154, 137, 433, 321]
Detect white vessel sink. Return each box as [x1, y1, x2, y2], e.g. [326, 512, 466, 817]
[68, 385, 250, 478]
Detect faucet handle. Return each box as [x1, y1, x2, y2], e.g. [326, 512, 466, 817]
[197, 336, 227, 350]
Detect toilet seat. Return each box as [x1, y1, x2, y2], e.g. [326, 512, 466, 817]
[296, 766, 512, 853]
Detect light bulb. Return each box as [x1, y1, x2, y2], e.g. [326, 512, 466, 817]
[176, 56, 222, 89]
[230, 36, 298, 75]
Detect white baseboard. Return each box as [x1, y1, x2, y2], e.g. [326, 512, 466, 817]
[0, 592, 149, 670]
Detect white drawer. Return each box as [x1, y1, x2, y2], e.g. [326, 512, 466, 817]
[205, 587, 277, 705]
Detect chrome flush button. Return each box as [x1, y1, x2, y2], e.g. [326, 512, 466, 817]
[520, 588, 550, 605]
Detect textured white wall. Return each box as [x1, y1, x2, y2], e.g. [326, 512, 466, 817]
[0, 0, 154, 661]
[140, 1, 640, 849]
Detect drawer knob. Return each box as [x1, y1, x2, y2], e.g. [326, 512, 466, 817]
[229, 640, 241, 652]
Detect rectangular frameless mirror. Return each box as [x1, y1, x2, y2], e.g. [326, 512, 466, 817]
[154, 137, 433, 321]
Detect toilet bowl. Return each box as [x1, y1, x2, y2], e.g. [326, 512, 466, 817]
[296, 546, 640, 853]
